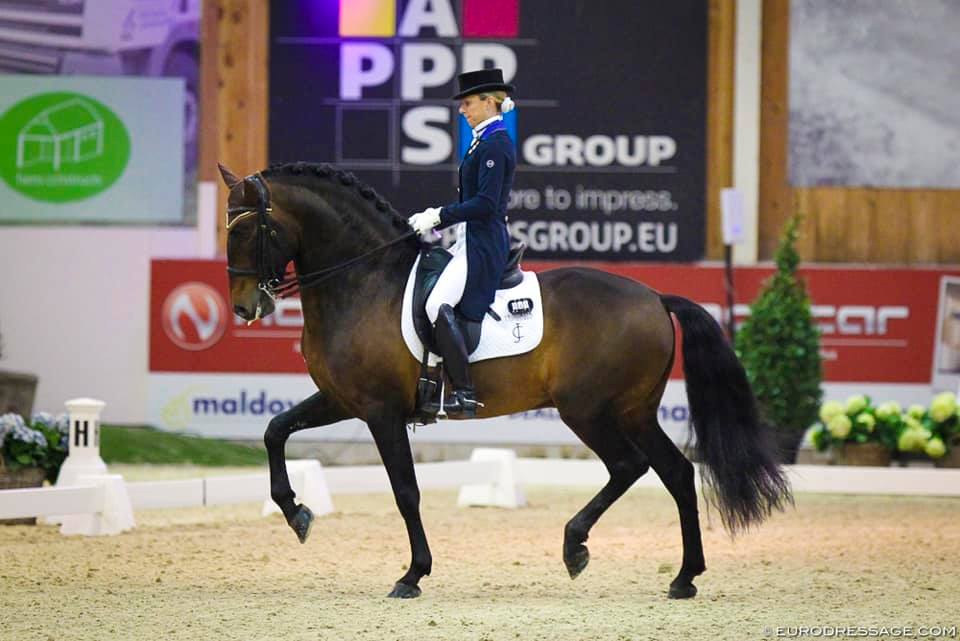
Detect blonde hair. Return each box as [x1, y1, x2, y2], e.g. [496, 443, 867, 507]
[479, 91, 508, 112]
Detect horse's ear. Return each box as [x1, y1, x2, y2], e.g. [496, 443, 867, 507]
[218, 163, 241, 188]
[242, 175, 264, 202]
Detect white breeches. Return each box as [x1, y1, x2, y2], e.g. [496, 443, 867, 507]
[426, 236, 468, 324]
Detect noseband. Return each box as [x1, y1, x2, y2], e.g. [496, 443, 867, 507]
[225, 172, 416, 301]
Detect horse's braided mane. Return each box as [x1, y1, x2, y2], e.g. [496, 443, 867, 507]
[263, 161, 409, 232]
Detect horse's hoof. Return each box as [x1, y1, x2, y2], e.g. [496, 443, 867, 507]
[668, 582, 698, 599]
[564, 544, 590, 579]
[387, 582, 422, 599]
[289, 505, 314, 544]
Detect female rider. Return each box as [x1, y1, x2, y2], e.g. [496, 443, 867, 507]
[407, 68, 517, 418]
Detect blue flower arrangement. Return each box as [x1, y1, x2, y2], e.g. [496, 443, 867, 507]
[0, 412, 70, 483]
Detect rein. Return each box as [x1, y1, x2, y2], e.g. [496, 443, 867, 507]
[225, 173, 416, 300]
[279, 231, 416, 298]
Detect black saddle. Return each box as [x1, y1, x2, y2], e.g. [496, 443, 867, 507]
[411, 242, 526, 357]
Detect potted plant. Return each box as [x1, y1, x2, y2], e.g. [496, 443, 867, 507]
[1, 412, 70, 524]
[811, 393, 960, 467]
[736, 214, 823, 463]
[810, 395, 896, 466]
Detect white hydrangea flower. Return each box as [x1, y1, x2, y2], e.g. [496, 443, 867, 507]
[819, 401, 845, 424]
[828, 414, 853, 439]
[845, 395, 868, 416]
[876, 401, 902, 420]
[930, 392, 957, 423]
[925, 437, 947, 459]
[898, 428, 930, 452]
[855, 413, 876, 432]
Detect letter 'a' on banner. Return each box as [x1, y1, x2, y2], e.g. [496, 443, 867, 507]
[338, 0, 518, 37]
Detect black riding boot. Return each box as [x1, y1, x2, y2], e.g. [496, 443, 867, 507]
[429, 304, 481, 418]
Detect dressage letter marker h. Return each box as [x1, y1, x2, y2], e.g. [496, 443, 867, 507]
[75, 420, 89, 447]
[59, 398, 108, 483]
[46, 398, 110, 525]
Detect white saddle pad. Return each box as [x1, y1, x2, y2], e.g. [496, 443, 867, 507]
[401, 254, 544, 364]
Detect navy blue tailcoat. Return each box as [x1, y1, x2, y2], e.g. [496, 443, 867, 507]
[438, 126, 516, 322]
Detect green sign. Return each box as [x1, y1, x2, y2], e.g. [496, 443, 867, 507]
[0, 76, 184, 224]
[0, 92, 131, 203]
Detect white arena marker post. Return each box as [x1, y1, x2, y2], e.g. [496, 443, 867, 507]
[59, 474, 135, 536]
[457, 448, 527, 509]
[58, 398, 109, 484]
[46, 398, 109, 524]
[262, 460, 334, 518]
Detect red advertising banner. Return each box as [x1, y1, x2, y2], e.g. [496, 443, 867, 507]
[151, 259, 959, 383]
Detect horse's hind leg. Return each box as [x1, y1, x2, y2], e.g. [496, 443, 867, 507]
[560, 412, 650, 579]
[264, 391, 350, 541]
[622, 418, 705, 598]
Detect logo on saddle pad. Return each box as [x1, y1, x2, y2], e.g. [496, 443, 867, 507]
[508, 298, 534, 317]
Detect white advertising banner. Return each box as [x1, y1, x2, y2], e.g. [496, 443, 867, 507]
[147, 372, 694, 444]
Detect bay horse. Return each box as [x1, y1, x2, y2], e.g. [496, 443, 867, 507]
[218, 162, 791, 600]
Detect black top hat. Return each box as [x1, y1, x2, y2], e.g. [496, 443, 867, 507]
[452, 68, 515, 100]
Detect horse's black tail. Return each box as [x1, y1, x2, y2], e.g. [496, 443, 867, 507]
[661, 294, 792, 535]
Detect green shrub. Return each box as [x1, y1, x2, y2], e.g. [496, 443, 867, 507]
[735, 214, 822, 463]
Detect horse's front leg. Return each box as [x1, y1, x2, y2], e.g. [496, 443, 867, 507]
[367, 405, 432, 599]
[264, 390, 349, 541]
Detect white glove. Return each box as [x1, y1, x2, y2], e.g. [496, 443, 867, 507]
[407, 207, 442, 236]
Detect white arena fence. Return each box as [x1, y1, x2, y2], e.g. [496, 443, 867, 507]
[0, 474, 135, 536]
[3, 450, 960, 537]
[8, 400, 959, 537]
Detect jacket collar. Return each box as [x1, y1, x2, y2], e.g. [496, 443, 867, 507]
[472, 115, 503, 139]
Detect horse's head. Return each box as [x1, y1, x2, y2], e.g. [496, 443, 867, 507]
[218, 163, 297, 323]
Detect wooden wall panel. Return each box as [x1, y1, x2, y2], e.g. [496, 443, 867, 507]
[209, 0, 269, 253]
[759, 0, 960, 265]
[705, 0, 736, 261]
[758, 0, 797, 259]
[197, 0, 220, 184]
[935, 192, 960, 264]
[911, 191, 939, 264]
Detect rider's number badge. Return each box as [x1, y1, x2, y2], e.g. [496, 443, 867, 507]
[508, 298, 534, 317]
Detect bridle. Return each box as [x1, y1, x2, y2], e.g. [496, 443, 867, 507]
[225, 172, 416, 304]
[224, 173, 295, 302]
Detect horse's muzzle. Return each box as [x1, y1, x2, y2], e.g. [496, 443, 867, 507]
[233, 292, 275, 323]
